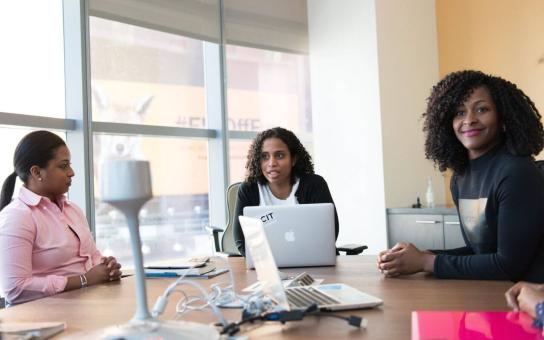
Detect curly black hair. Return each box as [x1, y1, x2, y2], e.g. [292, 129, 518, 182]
[423, 70, 544, 173]
[245, 127, 314, 184]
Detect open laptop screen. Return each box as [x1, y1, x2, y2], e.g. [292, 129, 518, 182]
[243, 203, 336, 268]
[238, 216, 290, 310]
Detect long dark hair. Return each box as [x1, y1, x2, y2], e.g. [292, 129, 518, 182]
[0, 131, 66, 211]
[423, 70, 544, 173]
[245, 127, 314, 184]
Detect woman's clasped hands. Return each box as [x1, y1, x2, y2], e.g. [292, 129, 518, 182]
[377, 242, 436, 277]
[85, 256, 122, 285]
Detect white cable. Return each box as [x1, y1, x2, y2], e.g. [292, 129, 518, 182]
[175, 279, 228, 326]
[150, 256, 236, 326]
[151, 261, 201, 317]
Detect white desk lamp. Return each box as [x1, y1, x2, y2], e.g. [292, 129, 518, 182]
[76, 160, 219, 340]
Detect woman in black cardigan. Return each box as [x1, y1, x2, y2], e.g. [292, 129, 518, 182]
[232, 127, 339, 256]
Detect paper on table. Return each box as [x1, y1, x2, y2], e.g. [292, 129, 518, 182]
[144, 257, 208, 269]
[145, 267, 229, 279]
[145, 263, 216, 276]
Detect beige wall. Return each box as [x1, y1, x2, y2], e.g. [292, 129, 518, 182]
[436, 0, 544, 204]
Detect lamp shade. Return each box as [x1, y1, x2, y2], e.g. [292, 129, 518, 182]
[100, 160, 152, 203]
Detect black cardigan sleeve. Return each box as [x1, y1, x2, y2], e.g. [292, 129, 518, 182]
[232, 182, 258, 256]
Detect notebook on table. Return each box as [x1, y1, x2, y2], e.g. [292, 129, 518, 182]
[243, 203, 336, 269]
[143, 257, 224, 278]
[239, 215, 382, 311]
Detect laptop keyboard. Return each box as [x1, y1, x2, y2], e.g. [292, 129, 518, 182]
[286, 272, 315, 288]
[292, 272, 314, 286]
[285, 286, 340, 308]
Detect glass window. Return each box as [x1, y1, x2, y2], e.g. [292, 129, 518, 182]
[229, 140, 252, 184]
[225, 45, 313, 137]
[93, 135, 212, 264]
[90, 17, 207, 129]
[0, 1, 65, 117]
[89, 14, 216, 264]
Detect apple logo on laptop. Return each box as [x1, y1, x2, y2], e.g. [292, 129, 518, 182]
[284, 229, 296, 242]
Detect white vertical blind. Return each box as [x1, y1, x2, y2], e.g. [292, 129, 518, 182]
[89, 0, 221, 43]
[224, 0, 308, 54]
[89, 0, 309, 54]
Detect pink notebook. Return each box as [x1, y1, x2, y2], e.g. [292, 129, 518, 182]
[412, 311, 543, 340]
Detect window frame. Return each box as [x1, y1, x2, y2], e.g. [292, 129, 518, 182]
[0, 0, 286, 240]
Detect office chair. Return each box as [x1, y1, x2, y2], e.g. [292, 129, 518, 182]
[208, 182, 367, 256]
[207, 182, 242, 256]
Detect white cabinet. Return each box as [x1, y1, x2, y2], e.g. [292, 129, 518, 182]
[387, 209, 465, 250]
[443, 215, 465, 249]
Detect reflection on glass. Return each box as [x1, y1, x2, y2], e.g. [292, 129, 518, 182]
[93, 134, 212, 264]
[89, 16, 207, 128]
[229, 140, 252, 184]
[226, 45, 313, 136]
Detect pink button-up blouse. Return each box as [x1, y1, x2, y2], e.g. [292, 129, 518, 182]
[0, 186, 102, 305]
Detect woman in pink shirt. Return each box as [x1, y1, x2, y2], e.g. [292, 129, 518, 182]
[0, 130, 122, 305]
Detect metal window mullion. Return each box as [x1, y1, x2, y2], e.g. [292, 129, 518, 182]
[228, 130, 257, 140]
[0, 112, 76, 131]
[204, 0, 229, 235]
[63, 0, 95, 235]
[92, 121, 216, 139]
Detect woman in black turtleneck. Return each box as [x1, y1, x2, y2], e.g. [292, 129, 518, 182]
[377, 70, 544, 283]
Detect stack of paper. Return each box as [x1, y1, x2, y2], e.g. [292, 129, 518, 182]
[145, 263, 217, 277]
[143, 257, 228, 278]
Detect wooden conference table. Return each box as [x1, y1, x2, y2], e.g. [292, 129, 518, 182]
[0, 256, 512, 339]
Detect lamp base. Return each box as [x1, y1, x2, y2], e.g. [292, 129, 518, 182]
[63, 319, 220, 340]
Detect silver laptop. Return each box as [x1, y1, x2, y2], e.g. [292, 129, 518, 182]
[243, 203, 336, 268]
[239, 215, 383, 311]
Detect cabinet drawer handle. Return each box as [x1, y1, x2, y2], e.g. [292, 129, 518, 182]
[415, 220, 439, 224]
[445, 221, 460, 225]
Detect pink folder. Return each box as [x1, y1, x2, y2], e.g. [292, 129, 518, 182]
[412, 311, 543, 340]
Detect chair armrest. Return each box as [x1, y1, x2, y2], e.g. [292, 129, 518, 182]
[205, 225, 224, 232]
[205, 225, 224, 252]
[217, 251, 243, 257]
[336, 244, 367, 255]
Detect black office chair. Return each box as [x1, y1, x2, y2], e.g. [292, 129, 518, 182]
[337, 243, 367, 255]
[208, 182, 367, 256]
